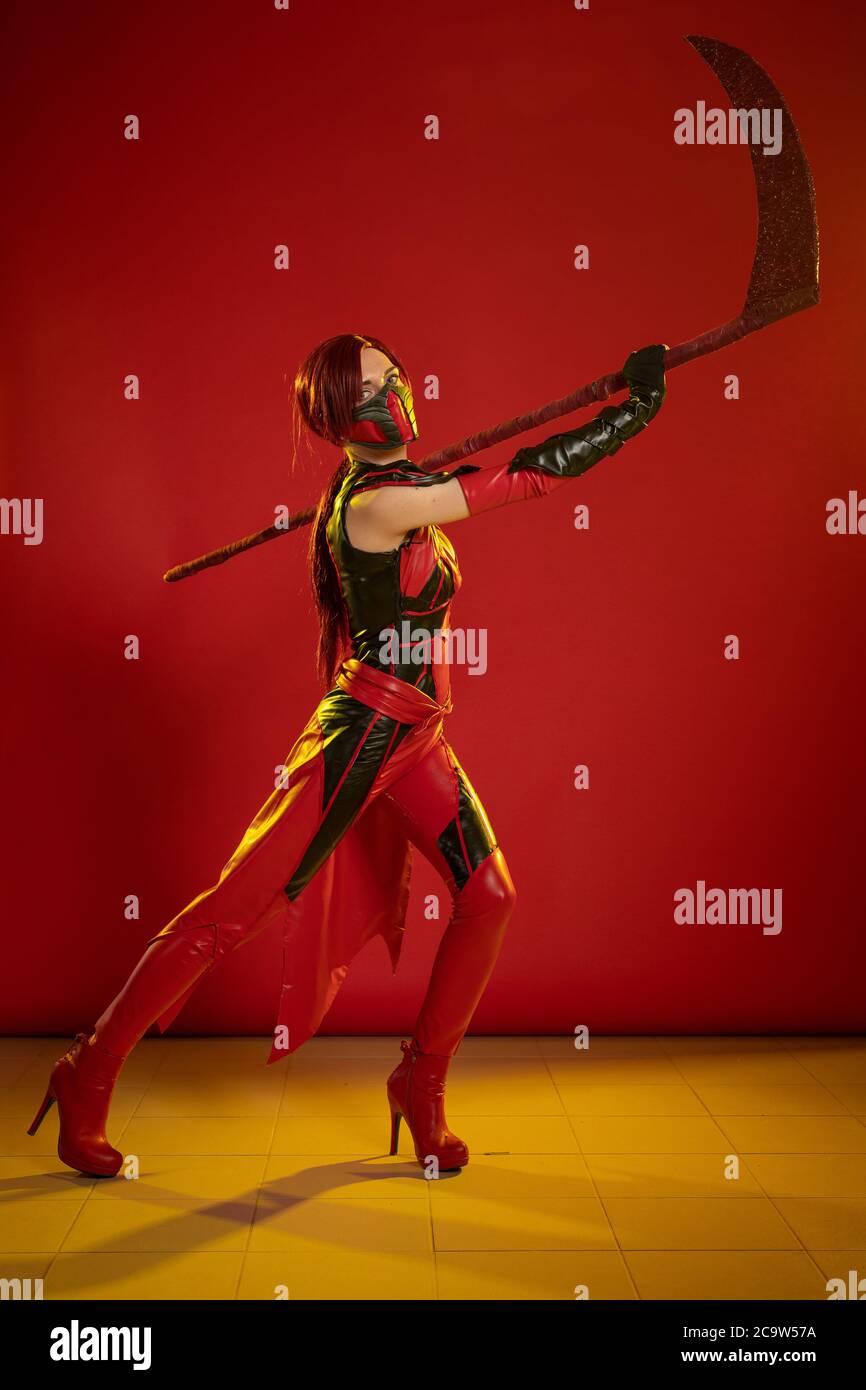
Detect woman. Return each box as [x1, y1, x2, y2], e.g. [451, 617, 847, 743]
[28, 332, 666, 1177]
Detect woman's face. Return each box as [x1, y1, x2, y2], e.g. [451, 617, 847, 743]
[356, 346, 401, 406]
[343, 346, 411, 464]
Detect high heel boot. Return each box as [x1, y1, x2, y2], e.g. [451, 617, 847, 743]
[27, 1032, 125, 1176]
[27, 925, 221, 1177]
[386, 1037, 468, 1171]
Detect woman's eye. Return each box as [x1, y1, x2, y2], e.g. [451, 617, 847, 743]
[358, 375, 399, 404]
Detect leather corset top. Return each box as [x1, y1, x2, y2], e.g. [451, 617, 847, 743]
[325, 455, 468, 706]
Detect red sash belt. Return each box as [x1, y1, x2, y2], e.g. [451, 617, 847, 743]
[335, 658, 452, 726]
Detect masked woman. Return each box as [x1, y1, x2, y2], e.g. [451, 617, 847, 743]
[28, 333, 666, 1177]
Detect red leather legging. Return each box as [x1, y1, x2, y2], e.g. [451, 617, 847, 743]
[381, 737, 517, 1055]
[93, 737, 516, 1061]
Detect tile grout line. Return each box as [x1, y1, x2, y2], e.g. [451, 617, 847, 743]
[231, 1041, 292, 1302]
[542, 1048, 642, 1302]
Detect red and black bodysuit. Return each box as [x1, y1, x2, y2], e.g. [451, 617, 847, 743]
[96, 348, 666, 1066]
[282, 455, 497, 907]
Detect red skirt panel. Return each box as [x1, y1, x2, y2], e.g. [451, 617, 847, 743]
[145, 660, 452, 1064]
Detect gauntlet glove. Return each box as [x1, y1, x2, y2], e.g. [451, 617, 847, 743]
[456, 343, 667, 515]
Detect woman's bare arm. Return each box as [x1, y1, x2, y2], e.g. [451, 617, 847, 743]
[345, 476, 470, 552]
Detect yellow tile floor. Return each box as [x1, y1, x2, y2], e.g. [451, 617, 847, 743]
[1, 1034, 865, 1300]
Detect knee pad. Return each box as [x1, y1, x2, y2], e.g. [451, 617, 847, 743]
[146, 925, 219, 967]
[210, 919, 271, 963]
[455, 847, 517, 924]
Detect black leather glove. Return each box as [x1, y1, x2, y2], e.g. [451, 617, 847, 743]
[507, 343, 667, 479]
[622, 343, 667, 397]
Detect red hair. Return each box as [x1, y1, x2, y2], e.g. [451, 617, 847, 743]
[292, 333, 412, 687]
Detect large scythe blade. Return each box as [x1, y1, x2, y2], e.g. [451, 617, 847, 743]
[417, 33, 820, 467]
[671, 35, 820, 349]
[164, 35, 820, 582]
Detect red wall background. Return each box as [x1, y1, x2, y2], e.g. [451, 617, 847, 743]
[2, 0, 864, 1040]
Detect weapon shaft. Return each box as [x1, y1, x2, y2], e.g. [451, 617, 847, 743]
[163, 507, 316, 583]
[419, 288, 818, 474]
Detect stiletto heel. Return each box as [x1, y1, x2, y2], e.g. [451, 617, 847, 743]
[27, 1087, 56, 1136]
[388, 1102, 402, 1156]
[385, 1037, 468, 1171]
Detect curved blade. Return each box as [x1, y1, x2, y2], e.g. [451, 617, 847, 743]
[686, 35, 819, 324]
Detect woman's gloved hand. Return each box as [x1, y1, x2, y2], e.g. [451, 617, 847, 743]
[622, 343, 668, 399]
[455, 341, 670, 517]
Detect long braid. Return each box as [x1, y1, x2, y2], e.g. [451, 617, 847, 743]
[309, 455, 352, 688]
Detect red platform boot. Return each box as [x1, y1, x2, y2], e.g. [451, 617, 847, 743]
[27, 1032, 125, 1177]
[386, 1037, 468, 1172]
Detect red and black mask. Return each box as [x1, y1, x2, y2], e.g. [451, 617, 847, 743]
[347, 378, 419, 451]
